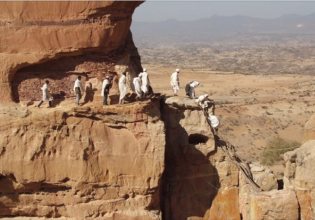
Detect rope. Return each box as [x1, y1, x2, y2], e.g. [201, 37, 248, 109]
[199, 102, 262, 192]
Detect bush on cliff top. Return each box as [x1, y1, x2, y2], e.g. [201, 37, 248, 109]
[261, 136, 300, 166]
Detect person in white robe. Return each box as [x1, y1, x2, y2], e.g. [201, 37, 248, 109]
[73, 76, 84, 105]
[207, 113, 220, 134]
[37, 80, 53, 108]
[189, 81, 199, 99]
[133, 76, 142, 99]
[119, 72, 127, 104]
[138, 68, 150, 97]
[195, 94, 209, 107]
[101, 76, 111, 105]
[170, 68, 180, 96]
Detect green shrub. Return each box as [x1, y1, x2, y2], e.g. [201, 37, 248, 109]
[261, 136, 300, 166]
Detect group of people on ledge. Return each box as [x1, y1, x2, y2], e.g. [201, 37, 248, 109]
[170, 68, 220, 133]
[35, 67, 219, 133]
[101, 68, 152, 105]
[36, 76, 84, 108]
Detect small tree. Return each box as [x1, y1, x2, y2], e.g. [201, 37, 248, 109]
[261, 136, 300, 166]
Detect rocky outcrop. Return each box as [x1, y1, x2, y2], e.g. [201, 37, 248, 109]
[249, 163, 278, 191]
[249, 190, 299, 220]
[1, 95, 315, 220]
[2, 2, 315, 219]
[0, 101, 163, 219]
[162, 97, 240, 220]
[284, 140, 315, 220]
[0, 1, 143, 103]
[0, 96, 244, 219]
[238, 138, 315, 220]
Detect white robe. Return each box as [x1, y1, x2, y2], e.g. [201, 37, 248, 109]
[133, 77, 142, 98]
[101, 79, 109, 96]
[119, 75, 127, 101]
[73, 79, 83, 93]
[208, 115, 220, 128]
[190, 81, 199, 88]
[170, 72, 179, 87]
[189, 81, 199, 98]
[41, 83, 52, 101]
[170, 71, 179, 94]
[139, 71, 150, 94]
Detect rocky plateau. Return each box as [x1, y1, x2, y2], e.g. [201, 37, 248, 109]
[0, 1, 314, 220]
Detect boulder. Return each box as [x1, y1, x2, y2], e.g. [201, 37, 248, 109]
[284, 140, 315, 220]
[250, 190, 299, 220]
[249, 163, 278, 191]
[0, 102, 164, 219]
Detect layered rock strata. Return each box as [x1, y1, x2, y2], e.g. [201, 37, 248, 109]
[0, 1, 142, 103]
[284, 140, 315, 220]
[0, 101, 164, 219]
[0, 96, 243, 219]
[161, 97, 240, 220]
[1, 96, 315, 219]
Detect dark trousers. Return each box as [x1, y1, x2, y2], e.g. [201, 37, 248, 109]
[75, 92, 81, 105]
[38, 100, 52, 107]
[103, 93, 108, 105]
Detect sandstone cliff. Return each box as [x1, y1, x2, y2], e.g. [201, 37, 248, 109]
[0, 101, 164, 219]
[1, 1, 315, 220]
[161, 97, 240, 220]
[0, 97, 241, 219]
[1, 96, 315, 219]
[0, 1, 142, 103]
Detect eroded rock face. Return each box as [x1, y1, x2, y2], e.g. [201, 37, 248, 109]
[0, 1, 143, 102]
[0, 101, 164, 219]
[238, 139, 315, 220]
[249, 190, 299, 220]
[284, 140, 315, 220]
[162, 97, 240, 220]
[0, 96, 244, 219]
[249, 163, 278, 191]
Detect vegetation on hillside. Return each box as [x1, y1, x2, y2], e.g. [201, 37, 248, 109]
[261, 136, 300, 166]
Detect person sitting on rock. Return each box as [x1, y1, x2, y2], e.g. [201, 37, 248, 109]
[188, 81, 199, 99]
[37, 80, 53, 108]
[119, 72, 127, 104]
[101, 76, 112, 105]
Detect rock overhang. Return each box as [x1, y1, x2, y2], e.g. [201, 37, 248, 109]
[0, 1, 144, 103]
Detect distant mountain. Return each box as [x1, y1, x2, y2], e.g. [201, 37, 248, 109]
[131, 13, 315, 45]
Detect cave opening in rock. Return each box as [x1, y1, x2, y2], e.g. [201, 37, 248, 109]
[188, 134, 209, 145]
[277, 179, 284, 190]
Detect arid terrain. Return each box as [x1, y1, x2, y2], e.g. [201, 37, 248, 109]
[145, 65, 315, 176]
[131, 15, 315, 177]
[1, 2, 315, 219]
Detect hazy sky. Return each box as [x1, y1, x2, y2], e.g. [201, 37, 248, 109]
[133, 1, 315, 22]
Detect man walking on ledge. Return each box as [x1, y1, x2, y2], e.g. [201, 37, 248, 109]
[74, 76, 84, 105]
[37, 80, 53, 108]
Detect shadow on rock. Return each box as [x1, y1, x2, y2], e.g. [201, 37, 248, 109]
[161, 103, 220, 220]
